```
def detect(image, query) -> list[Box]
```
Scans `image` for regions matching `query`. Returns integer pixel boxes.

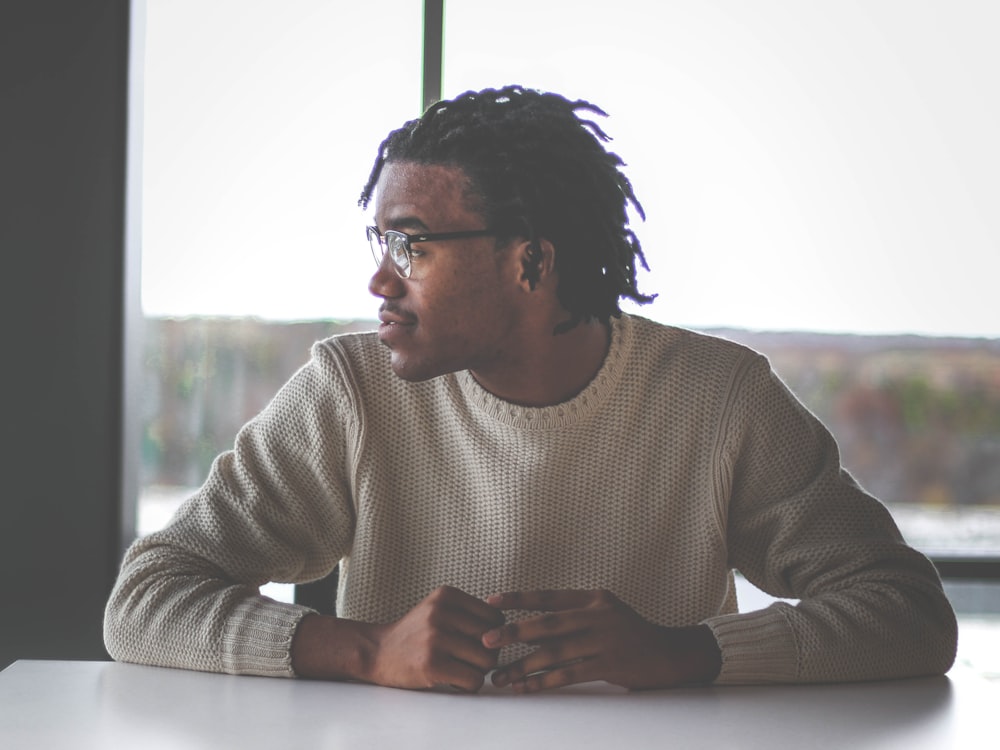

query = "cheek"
[424,265,507,318]
[410,251,521,343]
[452,283,513,330]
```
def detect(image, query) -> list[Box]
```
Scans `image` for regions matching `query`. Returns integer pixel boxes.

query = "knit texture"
[104,314,956,683]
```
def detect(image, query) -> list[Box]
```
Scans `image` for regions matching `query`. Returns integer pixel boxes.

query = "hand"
[482,589,721,693]
[292,585,504,692]
[366,585,505,692]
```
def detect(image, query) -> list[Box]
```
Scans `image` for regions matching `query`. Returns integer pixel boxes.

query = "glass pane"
[442,0,1000,558]
[142,0,420,324]
[138,0,421,566]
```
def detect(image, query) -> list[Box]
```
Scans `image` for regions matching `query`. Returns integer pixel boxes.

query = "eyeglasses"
[366,225,496,279]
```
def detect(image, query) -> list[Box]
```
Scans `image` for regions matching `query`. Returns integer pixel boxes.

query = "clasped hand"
[483,589,720,693]
[367,586,720,694]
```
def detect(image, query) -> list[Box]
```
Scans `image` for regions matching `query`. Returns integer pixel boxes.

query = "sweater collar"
[455,314,633,429]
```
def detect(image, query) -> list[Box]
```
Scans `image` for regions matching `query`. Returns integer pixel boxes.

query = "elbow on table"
[102,581,139,664]
[897,590,958,679]
[926,607,959,677]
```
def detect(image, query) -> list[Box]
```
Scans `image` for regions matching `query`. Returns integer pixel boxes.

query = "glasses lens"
[386,232,411,277]
[367,227,385,265]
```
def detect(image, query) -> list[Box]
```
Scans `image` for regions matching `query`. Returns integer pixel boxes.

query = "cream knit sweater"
[104,314,957,683]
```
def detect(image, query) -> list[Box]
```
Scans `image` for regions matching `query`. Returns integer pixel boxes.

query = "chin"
[389,355,438,383]
[388,350,464,383]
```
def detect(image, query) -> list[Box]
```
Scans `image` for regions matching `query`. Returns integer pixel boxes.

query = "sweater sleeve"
[104,340,359,677]
[702,352,957,684]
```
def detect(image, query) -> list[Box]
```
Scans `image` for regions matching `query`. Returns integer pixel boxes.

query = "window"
[134,2,1000,576]
[441,0,1000,560]
[136,0,420,537]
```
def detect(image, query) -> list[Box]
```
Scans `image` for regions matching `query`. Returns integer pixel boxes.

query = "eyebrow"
[381,215,430,233]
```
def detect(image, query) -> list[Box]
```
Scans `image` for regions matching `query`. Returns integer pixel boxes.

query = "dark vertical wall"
[0,0,130,669]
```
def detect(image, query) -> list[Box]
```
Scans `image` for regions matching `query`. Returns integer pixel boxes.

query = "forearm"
[621,622,722,688]
[105,559,309,676]
[770,574,954,683]
[660,624,722,686]
[710,551,957,684]
[104,532,316,677]
[290,613,383,682]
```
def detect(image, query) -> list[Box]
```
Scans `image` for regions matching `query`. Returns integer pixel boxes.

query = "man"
[105,85,957,693]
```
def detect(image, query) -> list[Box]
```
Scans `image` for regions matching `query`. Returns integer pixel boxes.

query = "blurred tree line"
[140,318,366,488]
[140,318,1000,509]
[718,329,1000,508]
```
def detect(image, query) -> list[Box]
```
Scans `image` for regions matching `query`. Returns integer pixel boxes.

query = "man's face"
[368,161,527,382]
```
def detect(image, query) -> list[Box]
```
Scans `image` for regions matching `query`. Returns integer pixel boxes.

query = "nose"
[368,253,404,299]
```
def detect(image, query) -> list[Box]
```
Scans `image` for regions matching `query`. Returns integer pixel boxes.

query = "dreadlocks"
[358,85,655,331]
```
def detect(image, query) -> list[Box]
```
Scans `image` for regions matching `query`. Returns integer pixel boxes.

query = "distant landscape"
[138,317,1000,551]
[711,327,1000,509]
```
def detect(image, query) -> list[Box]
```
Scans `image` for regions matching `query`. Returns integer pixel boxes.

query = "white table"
[1,660,996,749]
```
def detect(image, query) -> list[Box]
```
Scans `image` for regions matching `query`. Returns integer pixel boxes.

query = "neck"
[470,318,611,407]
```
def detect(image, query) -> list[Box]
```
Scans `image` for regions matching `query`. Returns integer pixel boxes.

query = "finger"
[492,642,591,687]
[430,586,506,628]
[482,610,584,649]
[434,630,501,673]
[436,605,505,642]
[428,657,493,693]
[486,589,606,612]
[502,658,595,694]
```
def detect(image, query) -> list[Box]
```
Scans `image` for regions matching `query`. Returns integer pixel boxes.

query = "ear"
[517,238,556,292]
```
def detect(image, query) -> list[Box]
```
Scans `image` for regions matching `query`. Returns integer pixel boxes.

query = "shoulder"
[310,329,449,407]
[312,329,385,374]
[621,314,768,381]
[250,330,390,419]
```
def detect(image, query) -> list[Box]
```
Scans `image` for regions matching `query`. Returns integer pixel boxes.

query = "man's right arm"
[105,341,358,677]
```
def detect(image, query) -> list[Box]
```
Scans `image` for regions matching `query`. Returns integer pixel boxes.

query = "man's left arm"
[704,354,957,685]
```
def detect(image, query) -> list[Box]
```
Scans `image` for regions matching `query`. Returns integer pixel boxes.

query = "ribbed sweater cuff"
[220,597,315,678]
[702,605,799,684]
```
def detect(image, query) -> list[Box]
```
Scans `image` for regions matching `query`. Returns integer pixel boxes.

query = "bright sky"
[140,0,999,338]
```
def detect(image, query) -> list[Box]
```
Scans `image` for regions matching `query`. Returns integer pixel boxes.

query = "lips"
[377,306,416,344]
[378,305,416,326]
[378,310,413,326]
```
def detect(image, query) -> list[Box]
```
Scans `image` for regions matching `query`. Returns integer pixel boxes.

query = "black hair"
[359,85,655,332]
